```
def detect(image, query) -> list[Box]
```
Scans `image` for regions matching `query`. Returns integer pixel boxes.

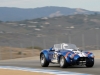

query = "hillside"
[0,14,100,50]
[0,6,98,21]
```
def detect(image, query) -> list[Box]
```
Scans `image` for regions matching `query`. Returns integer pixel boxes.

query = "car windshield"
[64,44,78,50]
[54,43,78,50]
[64,46,68,49]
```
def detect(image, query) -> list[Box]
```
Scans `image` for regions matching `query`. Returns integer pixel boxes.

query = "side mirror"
[50,47,53,51]
[49,47,55,51]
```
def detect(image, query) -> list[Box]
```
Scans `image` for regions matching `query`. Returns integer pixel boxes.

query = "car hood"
[59,49,87,57]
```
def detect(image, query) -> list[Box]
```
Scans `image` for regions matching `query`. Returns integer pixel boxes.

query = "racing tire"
[86,58,94,67]
[40,54,49,67]
[59,56,68,68]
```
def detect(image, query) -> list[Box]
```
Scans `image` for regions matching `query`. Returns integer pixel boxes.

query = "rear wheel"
[59,56,68,68]
[40,54,49,67]
[86,58,94,67]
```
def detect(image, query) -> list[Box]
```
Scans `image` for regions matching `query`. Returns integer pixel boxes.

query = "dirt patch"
[0,69,55,75]
[0,46,40,60]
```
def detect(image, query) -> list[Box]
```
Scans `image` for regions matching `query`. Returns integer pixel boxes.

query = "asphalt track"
[0,59,100,75]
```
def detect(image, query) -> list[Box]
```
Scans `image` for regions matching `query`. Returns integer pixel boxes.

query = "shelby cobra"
[40,43,94,68]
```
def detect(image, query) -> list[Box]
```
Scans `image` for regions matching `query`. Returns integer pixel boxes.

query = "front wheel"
[40,54,49,67]
[59,56,68,68]
[86,58,94,67]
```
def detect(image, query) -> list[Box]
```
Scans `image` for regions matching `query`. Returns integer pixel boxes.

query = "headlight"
[90,54,95,58]
[69,54,74,59]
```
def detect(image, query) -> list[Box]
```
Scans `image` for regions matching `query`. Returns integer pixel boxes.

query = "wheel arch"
[40,50,49,62]
[59,51,72,64]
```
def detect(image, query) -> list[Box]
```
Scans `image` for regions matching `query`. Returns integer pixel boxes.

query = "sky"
[0,0,100,11]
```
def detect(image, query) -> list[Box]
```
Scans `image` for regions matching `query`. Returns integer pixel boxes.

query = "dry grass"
[0,46,40,60]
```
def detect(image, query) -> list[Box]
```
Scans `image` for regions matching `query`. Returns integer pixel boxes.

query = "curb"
[0,66,92,75]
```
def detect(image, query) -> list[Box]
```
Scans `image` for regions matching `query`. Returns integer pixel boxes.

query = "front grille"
[77,57,87,61]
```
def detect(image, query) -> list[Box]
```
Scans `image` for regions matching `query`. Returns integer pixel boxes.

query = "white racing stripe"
[0,66,92,75]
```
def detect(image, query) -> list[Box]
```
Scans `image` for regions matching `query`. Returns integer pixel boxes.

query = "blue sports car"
[40,43,94,68]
